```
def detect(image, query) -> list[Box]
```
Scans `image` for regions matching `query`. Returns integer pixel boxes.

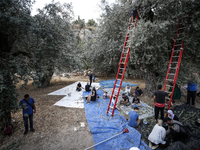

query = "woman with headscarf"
[167,110,179,121]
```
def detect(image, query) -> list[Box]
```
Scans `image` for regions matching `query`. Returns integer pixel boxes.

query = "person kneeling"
[87,88,97,103]
[148,119,166,150]
[128,107,140,128]
[164,117,188,142]
[76,82,83,92]
[119,93,130,106]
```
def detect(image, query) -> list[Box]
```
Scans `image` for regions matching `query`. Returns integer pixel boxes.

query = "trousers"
[23,113,33,131]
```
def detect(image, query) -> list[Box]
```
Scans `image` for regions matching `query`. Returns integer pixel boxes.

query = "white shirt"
[125,86,131,93]
[148,124,166,144]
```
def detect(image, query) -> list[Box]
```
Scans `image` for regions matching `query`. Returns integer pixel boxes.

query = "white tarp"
[48,81,100,108]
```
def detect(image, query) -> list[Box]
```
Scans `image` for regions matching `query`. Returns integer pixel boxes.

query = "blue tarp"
[99,79,138,89]
[83,90,150,150]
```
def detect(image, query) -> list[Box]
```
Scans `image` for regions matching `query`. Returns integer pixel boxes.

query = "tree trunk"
[143,69,157,97]
[39,67,54,88]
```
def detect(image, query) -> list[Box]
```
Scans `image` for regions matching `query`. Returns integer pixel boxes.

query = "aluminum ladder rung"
[173,50,181,52]
[108,111,112,114]
[171,62,178,63]
[176,38,182,41]
[168,73,175,75]
[166,85,173,87]
[174,44,182,47]
[167,79,174,82]
[120,68,125,70]
[172,56,180,57]
[119,73,123,76]
[170,67,177,69]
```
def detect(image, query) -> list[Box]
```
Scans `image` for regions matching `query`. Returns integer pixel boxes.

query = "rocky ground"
[0,76,200,150]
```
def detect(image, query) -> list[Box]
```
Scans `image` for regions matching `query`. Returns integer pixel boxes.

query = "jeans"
[187,90,196,105]
[90,79,92,86]
[23,113,33,131]
[155,106,164,120]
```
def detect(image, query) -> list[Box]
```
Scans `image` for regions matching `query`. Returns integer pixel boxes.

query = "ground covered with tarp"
[83,89,150,150]
[135,104,200,150]
[99,79,138,89]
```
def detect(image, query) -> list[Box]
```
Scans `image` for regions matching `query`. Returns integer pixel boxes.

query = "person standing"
[88,72,93,86]
[154,85,171,122]
[187,82,197,107]
[19,94,36,135]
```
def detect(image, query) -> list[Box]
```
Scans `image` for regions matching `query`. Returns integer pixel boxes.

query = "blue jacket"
[188,82,197,91]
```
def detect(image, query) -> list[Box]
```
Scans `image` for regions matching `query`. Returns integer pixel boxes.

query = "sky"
[31,0,116,23]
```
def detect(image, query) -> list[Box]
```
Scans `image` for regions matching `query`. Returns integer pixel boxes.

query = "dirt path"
[1,76,200,150]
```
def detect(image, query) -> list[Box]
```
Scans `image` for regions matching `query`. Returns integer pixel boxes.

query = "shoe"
[151,145,159,150]
[30,129,35,132]
[24,131,28,135]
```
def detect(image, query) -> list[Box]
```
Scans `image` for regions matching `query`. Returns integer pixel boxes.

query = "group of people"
[148,110,188,149]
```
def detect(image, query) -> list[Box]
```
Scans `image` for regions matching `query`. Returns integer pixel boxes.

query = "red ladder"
[163,15,189,111]
[106,6,140,117]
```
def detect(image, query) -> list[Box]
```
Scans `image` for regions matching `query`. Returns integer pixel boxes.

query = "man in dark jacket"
[164,117,188,141]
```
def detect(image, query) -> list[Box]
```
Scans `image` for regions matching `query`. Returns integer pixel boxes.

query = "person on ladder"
[129,0,138,24]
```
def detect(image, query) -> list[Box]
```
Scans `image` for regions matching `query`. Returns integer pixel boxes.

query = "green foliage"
[83,0,200,95]
[87,19,98,27]
[72,15,85,29]
[0,0,79,126]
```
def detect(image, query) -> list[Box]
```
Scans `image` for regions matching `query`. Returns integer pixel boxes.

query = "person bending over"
[128,107,140,127]
[119,93,130,106]
[167,110,179,121]
[76,82,83,92]
[148,119,166,150]
[87,88,97,103]
[132,95,140,106]
[164,117,188,142]
[85,82,91,92]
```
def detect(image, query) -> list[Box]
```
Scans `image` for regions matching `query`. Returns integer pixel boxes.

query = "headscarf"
[167,110,175,120]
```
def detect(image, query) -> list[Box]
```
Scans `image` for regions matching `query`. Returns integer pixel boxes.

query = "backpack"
[5,125,13,136]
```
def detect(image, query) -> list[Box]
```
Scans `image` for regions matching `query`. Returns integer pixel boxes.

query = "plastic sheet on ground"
[99,79,138,89]
[120,101,154,119]
[48,81,100,108]
[83,89,150,150]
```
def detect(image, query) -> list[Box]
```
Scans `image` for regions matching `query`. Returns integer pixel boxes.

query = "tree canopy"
[80,0,200,95]
[0,0,78,126]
